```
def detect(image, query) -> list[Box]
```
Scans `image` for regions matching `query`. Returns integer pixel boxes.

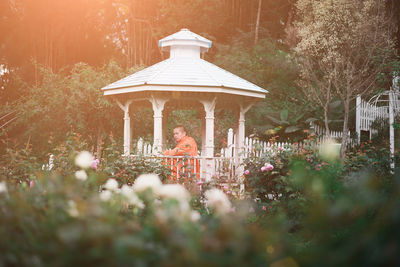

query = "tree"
[294,0,397,158]
[0,61,135,156]
[214,34,312,141]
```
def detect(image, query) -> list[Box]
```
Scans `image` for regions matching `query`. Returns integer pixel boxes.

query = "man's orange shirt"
[163,136,198,156]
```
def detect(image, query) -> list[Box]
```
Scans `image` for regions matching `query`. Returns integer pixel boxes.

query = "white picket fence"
[356,95,389,141]
[136,126,349,160]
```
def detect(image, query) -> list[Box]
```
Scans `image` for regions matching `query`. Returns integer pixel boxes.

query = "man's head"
[173,126,187,142]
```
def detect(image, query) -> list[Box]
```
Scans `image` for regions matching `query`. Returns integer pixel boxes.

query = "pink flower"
[29,180,35,188]
[244,170,250,175]
[278,147,283,151]
[223,185,228,190]
[315,164,322,171]
[249,207,255,213]
[261,166,267,172]
[265,163,274,171]
[197,181,203,186]
[226,191,231,195]
[91,157,100,170]
[262,206,267,211]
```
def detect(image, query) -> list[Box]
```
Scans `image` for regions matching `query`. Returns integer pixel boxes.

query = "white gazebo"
[102,28,267,180]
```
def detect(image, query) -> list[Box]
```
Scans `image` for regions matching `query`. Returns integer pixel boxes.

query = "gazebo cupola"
[102,28,267,180]
[159,28,211,58]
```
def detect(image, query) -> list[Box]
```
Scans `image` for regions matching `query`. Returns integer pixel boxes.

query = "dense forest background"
[1,0,399,156]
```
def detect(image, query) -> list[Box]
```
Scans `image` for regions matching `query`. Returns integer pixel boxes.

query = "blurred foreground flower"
[158,184,190,202]
[120,185,144,208]
[67,200,79,217]
[320,140,341,161]
[132,174,162,193]
[190,211,201,222]
[104,179,118,191]
[75,151,92,169]
[0,181,7,194]
[99,190,112,201]
[75,170,88,181]
[205,188,232,215]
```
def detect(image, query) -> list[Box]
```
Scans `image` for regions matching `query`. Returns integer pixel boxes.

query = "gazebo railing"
[158,155,239,182]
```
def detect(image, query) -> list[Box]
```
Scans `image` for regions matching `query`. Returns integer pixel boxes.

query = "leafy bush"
[345,141,400,179]
[0,169,271,266]
[243,148,292,202]
[1,148,400,266]
[0,142,41,185]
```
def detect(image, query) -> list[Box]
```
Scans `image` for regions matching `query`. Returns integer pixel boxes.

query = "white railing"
[133,123,351,181]
[356,95,389,141]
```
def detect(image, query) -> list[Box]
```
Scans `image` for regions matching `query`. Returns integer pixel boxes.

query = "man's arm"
[163,139,195,156]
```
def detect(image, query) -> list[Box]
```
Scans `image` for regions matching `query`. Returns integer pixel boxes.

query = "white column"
[117,100,133,156]
[237,103,254,157]
[356,95,361,145]
[236,102,254,195]
[162,111,168,151]
[389,91,395,171]
[200,112,206,156]
[200,97,217,181]
[149,95,168,154]
[226,128,234,157]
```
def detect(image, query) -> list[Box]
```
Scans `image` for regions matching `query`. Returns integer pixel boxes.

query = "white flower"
[104,179,119,191]
[320,139,341,160]
[0,181,8,194]
[158,184,190,202]
[121,185,144,208]
[155,209,168,224]
[204,188,232,215]
[67,200,79,217]
[99,190,112,201]
[75,170,88,181]
[190,210,201,222]
[74,151,92,169]
[121,184,133,197]
[132,174,162,194]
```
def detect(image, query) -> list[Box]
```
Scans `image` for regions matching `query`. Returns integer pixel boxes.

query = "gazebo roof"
[159,28,212,53]
[102,29,267,99]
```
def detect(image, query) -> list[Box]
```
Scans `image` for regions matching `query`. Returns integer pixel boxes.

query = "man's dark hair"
[174,125,187,134]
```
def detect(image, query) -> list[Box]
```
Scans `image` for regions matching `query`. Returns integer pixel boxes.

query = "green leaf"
[285,126,301,133]
[280,109,288,122]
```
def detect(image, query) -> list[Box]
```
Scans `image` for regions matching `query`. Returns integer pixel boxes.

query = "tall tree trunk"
[323,103,330,139]
[324,80,331,139]
[254,0,262,45]
[340,96,350,160]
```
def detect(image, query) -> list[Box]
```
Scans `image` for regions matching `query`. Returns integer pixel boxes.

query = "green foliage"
[2,143,400,265]
[243,149,292,202]
[0,143,41,185]
[1,61,135,154]
[345,141,400,180]
[0,172,271,266]
[214,36,313,141]
[102,137,171,185]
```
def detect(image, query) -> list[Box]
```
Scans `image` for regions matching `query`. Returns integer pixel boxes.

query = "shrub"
[243,149,292,202]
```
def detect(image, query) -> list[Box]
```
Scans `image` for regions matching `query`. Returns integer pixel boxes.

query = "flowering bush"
[101,137,171,185]
[0,161,274,266]
[243,149,292,202]
[1,149,400,266]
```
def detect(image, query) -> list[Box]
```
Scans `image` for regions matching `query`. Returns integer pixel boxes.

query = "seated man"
[163,126,199,179]
[164,125,197,156]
